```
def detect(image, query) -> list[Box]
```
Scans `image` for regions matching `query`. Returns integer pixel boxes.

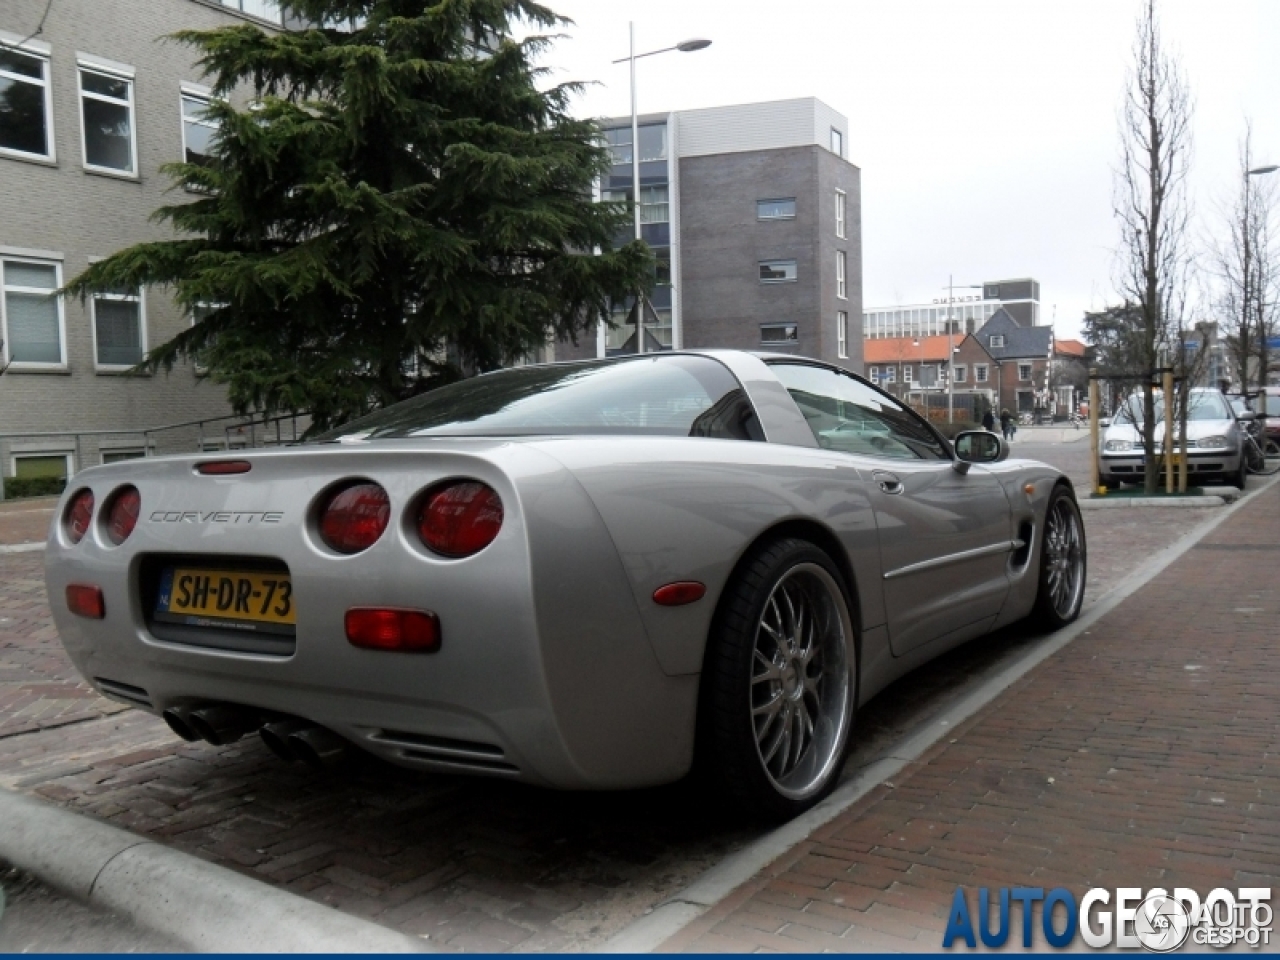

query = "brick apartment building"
[558,98,863,373]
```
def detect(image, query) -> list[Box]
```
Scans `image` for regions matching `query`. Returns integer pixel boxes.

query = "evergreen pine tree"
[65,0,650,430]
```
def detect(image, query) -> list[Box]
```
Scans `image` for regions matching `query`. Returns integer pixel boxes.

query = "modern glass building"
[863,279,1041,339]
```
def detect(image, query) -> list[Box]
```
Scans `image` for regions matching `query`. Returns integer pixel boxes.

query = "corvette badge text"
[149,511,283,524]
[943,886,1273,951]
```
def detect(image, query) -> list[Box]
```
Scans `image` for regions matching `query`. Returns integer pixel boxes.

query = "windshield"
[313,355,764,442]
[1116,391,1230,424]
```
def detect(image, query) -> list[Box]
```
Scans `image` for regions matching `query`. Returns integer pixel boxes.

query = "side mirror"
[1236,409,1256,421]
[954,430,1007,464]
[1098,417,1112,428]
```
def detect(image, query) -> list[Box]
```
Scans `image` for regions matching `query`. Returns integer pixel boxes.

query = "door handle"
[873,471,904,495]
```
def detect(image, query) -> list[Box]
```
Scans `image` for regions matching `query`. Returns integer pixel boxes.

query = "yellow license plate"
[160,568,295,626]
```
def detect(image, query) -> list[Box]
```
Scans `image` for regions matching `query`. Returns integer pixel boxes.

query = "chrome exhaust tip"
[286,726,351,770]
[186,704,261,746]
[162,707,200,742]
[259,719,310,762]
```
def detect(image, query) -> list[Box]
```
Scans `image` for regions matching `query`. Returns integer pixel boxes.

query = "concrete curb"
[1079,495,1228,509]
[0,542,43,554]
[601,472,1280,953]
[0,788,426,953]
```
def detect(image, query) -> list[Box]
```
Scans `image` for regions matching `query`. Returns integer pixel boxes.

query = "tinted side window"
[770,363,948,461]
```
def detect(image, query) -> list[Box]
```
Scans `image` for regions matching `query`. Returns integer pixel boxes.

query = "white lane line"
[0,543,44,554]
[601,472,1280,953]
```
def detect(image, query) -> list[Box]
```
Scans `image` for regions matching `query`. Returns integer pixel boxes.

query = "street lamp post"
[613,28,711,355]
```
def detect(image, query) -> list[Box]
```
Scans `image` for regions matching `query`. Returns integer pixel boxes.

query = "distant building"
[863,278,1041,340]
[954,308,1053,416]
[559,97,862,372]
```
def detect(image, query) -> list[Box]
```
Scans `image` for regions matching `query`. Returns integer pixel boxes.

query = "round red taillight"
[64,489,95,545]
[105,486,141,546]
[417,480,503,558]
[319,482,390,554]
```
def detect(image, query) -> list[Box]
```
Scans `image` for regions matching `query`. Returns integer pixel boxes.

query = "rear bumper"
[43,448,699,791]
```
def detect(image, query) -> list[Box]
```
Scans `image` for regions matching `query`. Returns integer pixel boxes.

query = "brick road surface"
[659,481,1280,953]
[0,500,55,548]
[0,471,1219,951]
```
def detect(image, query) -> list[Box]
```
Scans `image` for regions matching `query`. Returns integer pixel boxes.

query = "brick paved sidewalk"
[660,483,1280,953]
[0,493,1241,951]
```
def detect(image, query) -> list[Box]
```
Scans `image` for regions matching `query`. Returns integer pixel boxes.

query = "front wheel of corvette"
[699,538,856,821]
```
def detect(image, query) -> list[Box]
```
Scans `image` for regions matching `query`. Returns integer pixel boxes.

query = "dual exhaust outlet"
[162,704,351,770]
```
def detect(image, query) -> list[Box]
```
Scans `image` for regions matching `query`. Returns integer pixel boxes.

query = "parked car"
[1098,387,1246,489]
[45,351,1086,820]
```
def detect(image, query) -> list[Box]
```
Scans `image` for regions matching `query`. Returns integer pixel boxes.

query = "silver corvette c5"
[45,351,1086,820]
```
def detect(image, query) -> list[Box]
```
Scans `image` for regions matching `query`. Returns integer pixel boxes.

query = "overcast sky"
[535,0,1279,340]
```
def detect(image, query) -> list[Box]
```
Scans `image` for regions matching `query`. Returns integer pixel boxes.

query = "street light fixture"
[1247,165,1278,176]
[613,26,711,355]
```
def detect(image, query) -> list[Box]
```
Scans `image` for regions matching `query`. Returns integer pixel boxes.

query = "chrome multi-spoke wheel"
[701,539,857,820]
[749,564,853,801]
[1033,490,1086,629]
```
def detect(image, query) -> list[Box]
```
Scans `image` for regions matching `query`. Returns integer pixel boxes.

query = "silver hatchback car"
[1099,388,1246,489]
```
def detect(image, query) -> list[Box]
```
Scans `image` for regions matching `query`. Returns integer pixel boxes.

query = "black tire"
[1030,486,1087,631]
[1098,474,1120,492]
[1234,455,1250,490]
[698,538,857,822]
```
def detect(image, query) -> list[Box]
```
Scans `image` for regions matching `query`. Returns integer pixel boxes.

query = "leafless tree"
[1113,0,1195,494]
[1214,124,1278,398]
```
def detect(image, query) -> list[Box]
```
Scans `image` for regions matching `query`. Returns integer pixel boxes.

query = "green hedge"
[2,476,67,499]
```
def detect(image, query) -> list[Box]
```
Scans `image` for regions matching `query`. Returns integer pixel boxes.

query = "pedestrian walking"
[981,409,996,433]
[999,409,1012,441]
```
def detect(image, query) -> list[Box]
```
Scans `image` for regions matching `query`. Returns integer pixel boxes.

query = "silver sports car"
[45,351,1086,819]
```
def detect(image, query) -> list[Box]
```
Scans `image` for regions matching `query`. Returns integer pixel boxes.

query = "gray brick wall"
[0,0,280,474]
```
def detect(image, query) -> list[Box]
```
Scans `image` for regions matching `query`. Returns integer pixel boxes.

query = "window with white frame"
[954,364,967,383]
[0,43,53,160]
[79,64,136,174]
[102,449,146,464]
[834,190,845,239]
[836,311,848,359]
[759,260,797,283]
[975,363,989,383]
[180,91,218,166]
[903,365,914,384]
[639,185,668,224]
[830,127,843,158]
[988,334,1005,348]
[1,257,64,366]
[220,0,284,24]
[884,366,896,384]
[11,452,71,481]
[1018,362,1032,381]
[836,250,847,299]
[92,287,146,369]
[868,365,879,382]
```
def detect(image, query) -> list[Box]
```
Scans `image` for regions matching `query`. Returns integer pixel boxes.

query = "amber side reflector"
[653,581,707,606]
[66,584,106,619]
[345,608,441,652]
[197,460,252,475]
